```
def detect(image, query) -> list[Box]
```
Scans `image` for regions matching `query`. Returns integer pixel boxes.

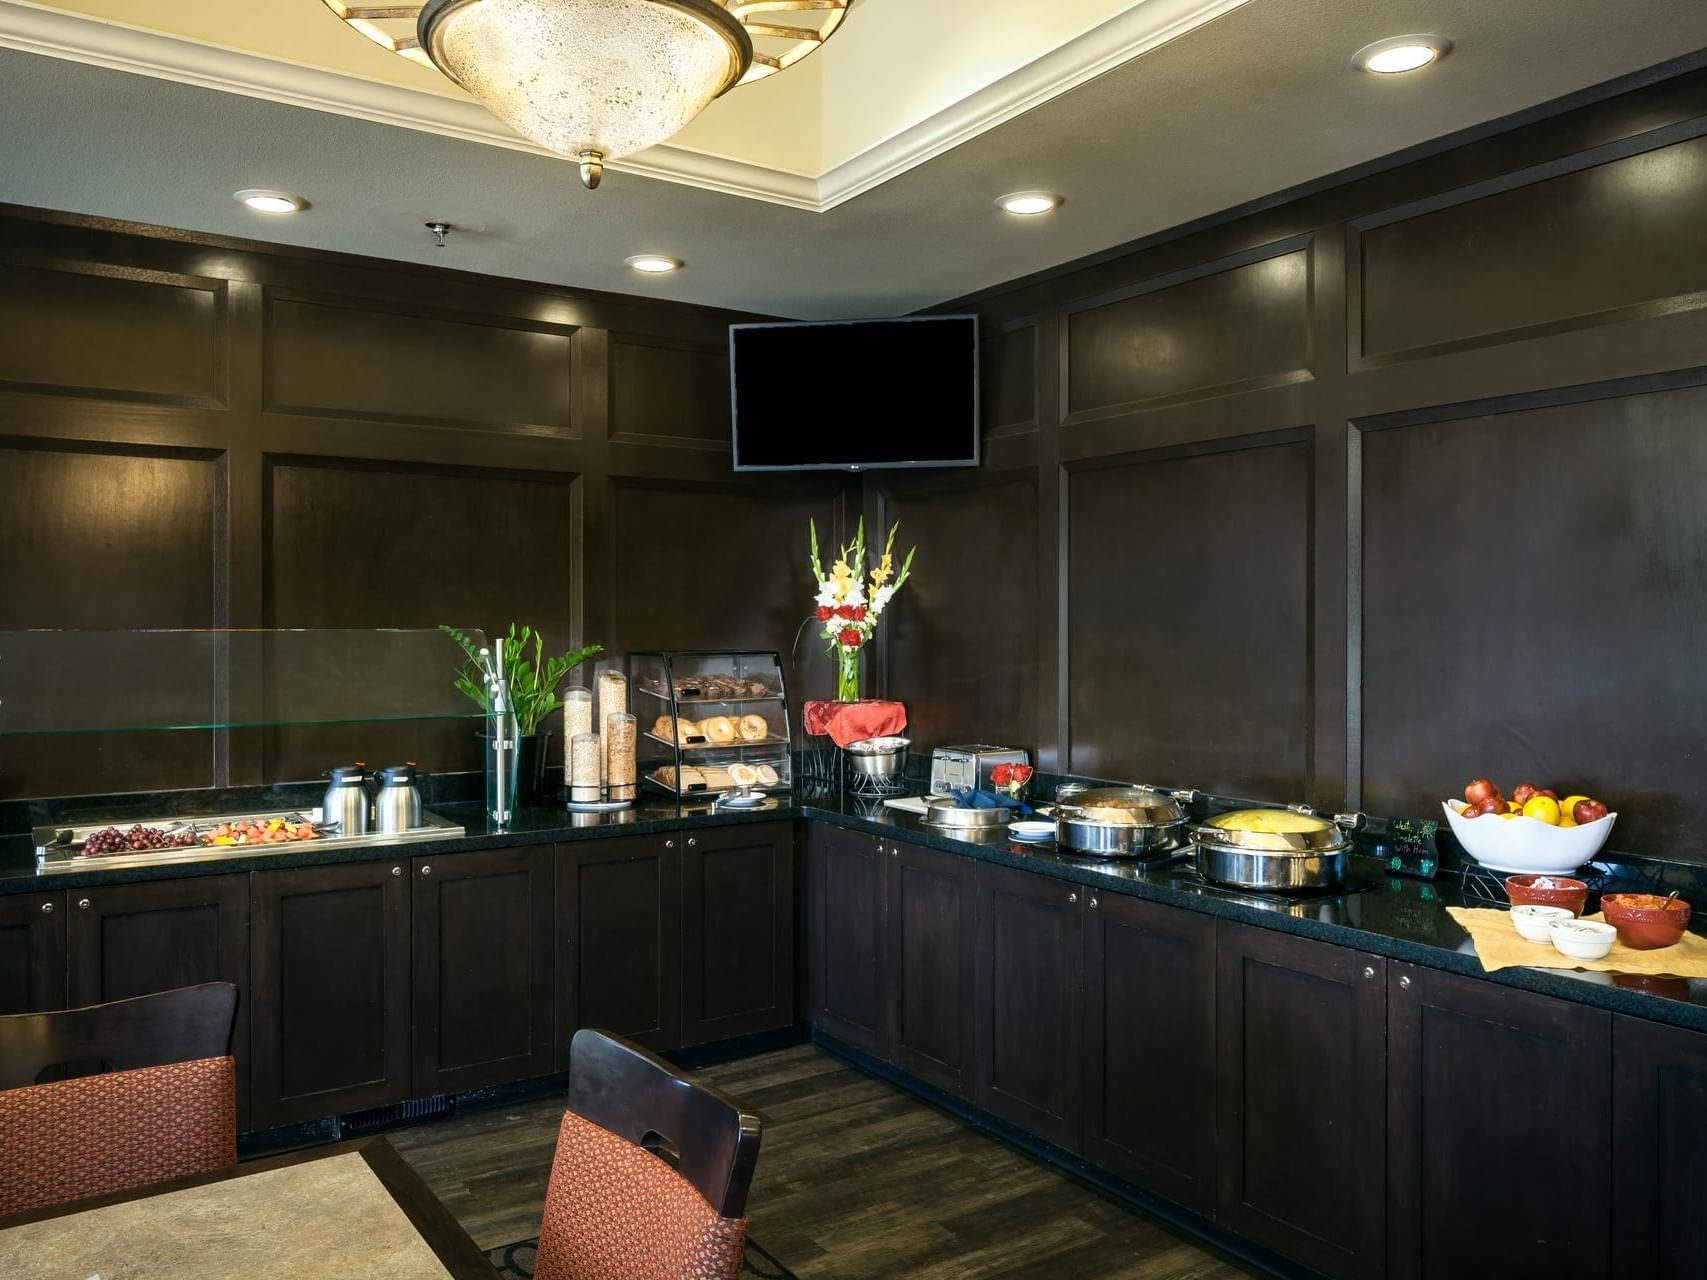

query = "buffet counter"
[3,784,1704,1034]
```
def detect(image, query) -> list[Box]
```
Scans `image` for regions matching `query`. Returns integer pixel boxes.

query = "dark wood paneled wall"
[0,210,849,797]
[893,62,1707,861]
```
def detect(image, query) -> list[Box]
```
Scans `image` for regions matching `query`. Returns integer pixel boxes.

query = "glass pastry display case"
[629,651,791,801]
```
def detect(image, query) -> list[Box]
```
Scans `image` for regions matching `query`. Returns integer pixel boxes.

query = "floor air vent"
[342,1095,454,1133]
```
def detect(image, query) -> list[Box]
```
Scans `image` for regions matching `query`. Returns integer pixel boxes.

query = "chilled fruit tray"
[33,808,465,874]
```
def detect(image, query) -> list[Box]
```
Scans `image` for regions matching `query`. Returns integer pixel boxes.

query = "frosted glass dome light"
[418,0,753,189]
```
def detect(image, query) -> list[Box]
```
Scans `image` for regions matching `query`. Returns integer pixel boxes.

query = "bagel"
[738,714,769,742]
[700,715,737,745]
[728,763,759,788]
[755,764,780,787]
[650,714,675,739]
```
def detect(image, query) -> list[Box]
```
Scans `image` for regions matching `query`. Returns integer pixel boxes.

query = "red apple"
[1474,795,1506,816]
[1573,798,1608,825]
[1464,778,1499,806]
[1512,783,1539,806]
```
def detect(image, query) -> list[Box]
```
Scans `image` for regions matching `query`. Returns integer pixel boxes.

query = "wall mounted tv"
[730,315,980,471]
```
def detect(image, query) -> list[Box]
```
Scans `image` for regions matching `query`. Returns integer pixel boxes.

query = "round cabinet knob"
[1363,966,1376,980]
[1088,897,1098,909]
[687,837,697,848]
[421,865,432,877]
[665,839,675,850]
[391,866,402,876]
[1398,975,1412,990]
[40,902,53,914]
[1068,892,1077,904]
[78,898,90,910]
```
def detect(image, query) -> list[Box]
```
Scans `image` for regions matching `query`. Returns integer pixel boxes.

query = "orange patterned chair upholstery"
[534,1110,748,1280]
[0,1055,238,1217]
[534,1029,762,1280]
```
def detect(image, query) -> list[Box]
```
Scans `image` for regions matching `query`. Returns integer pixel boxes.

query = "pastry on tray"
[700,715,738,745]
[738,714,769,742]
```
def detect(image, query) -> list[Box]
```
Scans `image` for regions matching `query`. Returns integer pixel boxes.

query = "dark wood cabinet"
[1388,964,1611,1280]
[66,874,250,1126]
[806,823,891,1059]
[556,835,681,1061]
[973,861,1083,1149]
[1081,891,1217,1215]
[680,822,794,1045]
[250,859,412,1129]
[888,839,976,1097]
[1613,1014,1707,1277]
[0,891,65,1015]
[1216,922,1386,1280]
[412,846,555,1097]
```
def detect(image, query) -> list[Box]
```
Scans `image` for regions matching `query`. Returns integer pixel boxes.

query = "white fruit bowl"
[1441,800,1616,875]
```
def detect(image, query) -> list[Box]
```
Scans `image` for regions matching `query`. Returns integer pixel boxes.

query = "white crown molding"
[0,0,1243,213]
[814,0,1250,210]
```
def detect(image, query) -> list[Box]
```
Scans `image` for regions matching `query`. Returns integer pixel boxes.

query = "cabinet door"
[412,847,555,1096]
[806,823,890,1059]
[1389,963,1611,1280]
[973,861,1082,1149]
[68,875,249,1127]
[1216,922,1386,1280]
[680,823,794,1045]
[556,836,681,1063]
[1613,1014,1707,1276]
[1082,891,1216,1214]
[251,860,411,1129]
[889,839,975,1097]
[0,892,65,1015]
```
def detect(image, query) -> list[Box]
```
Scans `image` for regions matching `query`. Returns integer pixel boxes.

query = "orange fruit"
[1522,795,1561,825]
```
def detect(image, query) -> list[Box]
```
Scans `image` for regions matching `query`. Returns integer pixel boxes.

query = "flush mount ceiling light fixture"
[320,1,855,189]
[996,191,1062,216]
[625,254,683,273]
[233,189,306,213]
[1352,34,1451,75]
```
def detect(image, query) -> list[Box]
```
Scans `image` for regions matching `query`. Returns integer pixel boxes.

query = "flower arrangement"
[809,517,916,702]
[989,761,1034,802]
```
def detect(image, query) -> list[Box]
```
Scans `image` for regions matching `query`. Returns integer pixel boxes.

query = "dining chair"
[534,1028,764,1280]
[0,982,239,1216]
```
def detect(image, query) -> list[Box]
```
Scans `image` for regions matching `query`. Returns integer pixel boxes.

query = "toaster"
[930,745,1030,795]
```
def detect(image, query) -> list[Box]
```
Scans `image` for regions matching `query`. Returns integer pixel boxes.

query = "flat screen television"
[730,316,979,471]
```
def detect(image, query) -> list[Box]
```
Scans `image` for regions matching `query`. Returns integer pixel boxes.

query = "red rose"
[1013,764,1033,784]
[990,763,1013,786]
[838,628,861,646]
[850,605,868,621]
[816,605,833,621]
[835,605,854,620]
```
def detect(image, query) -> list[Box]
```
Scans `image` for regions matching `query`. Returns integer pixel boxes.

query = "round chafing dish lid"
[1191,808,1348,852]
[1056,787,1184,827]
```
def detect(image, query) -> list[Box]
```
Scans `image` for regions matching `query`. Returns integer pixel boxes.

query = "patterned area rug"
[485,1235,797,1279]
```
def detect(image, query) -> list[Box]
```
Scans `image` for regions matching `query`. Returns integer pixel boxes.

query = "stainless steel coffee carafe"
[374,763,427,833]
[322,764,371,835]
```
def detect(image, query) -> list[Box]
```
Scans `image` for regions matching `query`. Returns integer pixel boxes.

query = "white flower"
[870,585,895,615]
[815,584,838,608]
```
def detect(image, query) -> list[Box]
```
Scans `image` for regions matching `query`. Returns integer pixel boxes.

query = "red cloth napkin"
[803,700,908,749]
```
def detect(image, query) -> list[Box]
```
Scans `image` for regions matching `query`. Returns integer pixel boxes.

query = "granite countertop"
[4,783,1704,1035]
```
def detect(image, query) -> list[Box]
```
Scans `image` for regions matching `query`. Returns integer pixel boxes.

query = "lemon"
[1559,795,1590,820]
[1506,800,1522,813]
[1497,811,1519,820]
[1558,817,1578,828]
[1522,795,1561,825]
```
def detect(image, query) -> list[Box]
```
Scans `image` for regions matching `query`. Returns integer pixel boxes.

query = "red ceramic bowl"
[1505,874,1588,917]
[1600,893,1692,951]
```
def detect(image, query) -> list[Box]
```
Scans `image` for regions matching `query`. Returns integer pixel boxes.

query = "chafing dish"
[1053,786,1190,860]
[923,798,1014,832]
[1189,808,1354,892]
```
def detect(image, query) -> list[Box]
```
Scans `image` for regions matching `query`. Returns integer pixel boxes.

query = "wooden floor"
[389,1044,1262,1279]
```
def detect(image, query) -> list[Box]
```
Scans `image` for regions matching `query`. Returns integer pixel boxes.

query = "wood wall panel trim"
[1057,380,1313,465]
[260,288,578,438]
[1351,118,1707,368]
[606,332,730,452]
[984,316,1039,437]
[1354,367,1707,855]
[0,256,228,410]
[1060,234,1314,424]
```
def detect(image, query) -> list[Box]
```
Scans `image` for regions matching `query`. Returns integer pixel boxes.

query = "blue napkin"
[949,787,1034,816]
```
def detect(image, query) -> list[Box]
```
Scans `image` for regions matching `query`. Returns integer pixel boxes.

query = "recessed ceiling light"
[1352,35,1451,75]
[233,189,306,214]
[625,254,682,274]
[996,191,1062,216]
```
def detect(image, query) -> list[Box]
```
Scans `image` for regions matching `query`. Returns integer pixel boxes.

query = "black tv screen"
[730,316,979,471]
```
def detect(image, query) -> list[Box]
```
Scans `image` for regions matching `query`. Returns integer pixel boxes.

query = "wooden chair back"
[566,1027,763,1217]
[0,982,238,1089]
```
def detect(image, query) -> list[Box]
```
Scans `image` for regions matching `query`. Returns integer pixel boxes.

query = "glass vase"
[836,645,861,702]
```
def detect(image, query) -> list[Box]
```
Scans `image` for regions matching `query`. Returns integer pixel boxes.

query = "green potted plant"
[442,624,602,804]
